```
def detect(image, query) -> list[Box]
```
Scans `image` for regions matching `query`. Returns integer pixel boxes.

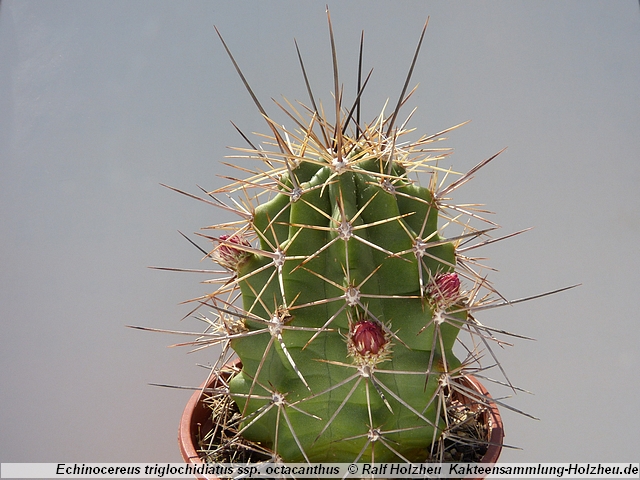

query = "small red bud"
[428,272,461,305]
[214,234,251,271]
[351,320,387,356]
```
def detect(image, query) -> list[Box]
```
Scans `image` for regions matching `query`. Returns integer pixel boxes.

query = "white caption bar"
[1,463,639,479]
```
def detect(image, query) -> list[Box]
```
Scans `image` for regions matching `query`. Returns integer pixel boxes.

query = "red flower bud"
[351,320,387,356]
[214,234,251,271]
[427,272,460,306]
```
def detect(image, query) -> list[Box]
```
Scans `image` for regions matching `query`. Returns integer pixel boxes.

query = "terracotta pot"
[178,372,220,467]
[179,361,504,479]
[453,375,504,468]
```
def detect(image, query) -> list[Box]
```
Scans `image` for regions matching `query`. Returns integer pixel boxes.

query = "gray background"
[1,0,638,465]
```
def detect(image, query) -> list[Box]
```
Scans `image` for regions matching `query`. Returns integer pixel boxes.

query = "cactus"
[157,12,575,465]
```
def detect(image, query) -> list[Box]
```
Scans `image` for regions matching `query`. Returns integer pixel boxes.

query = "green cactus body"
[178,14,529,465]
[224,149,464,461]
